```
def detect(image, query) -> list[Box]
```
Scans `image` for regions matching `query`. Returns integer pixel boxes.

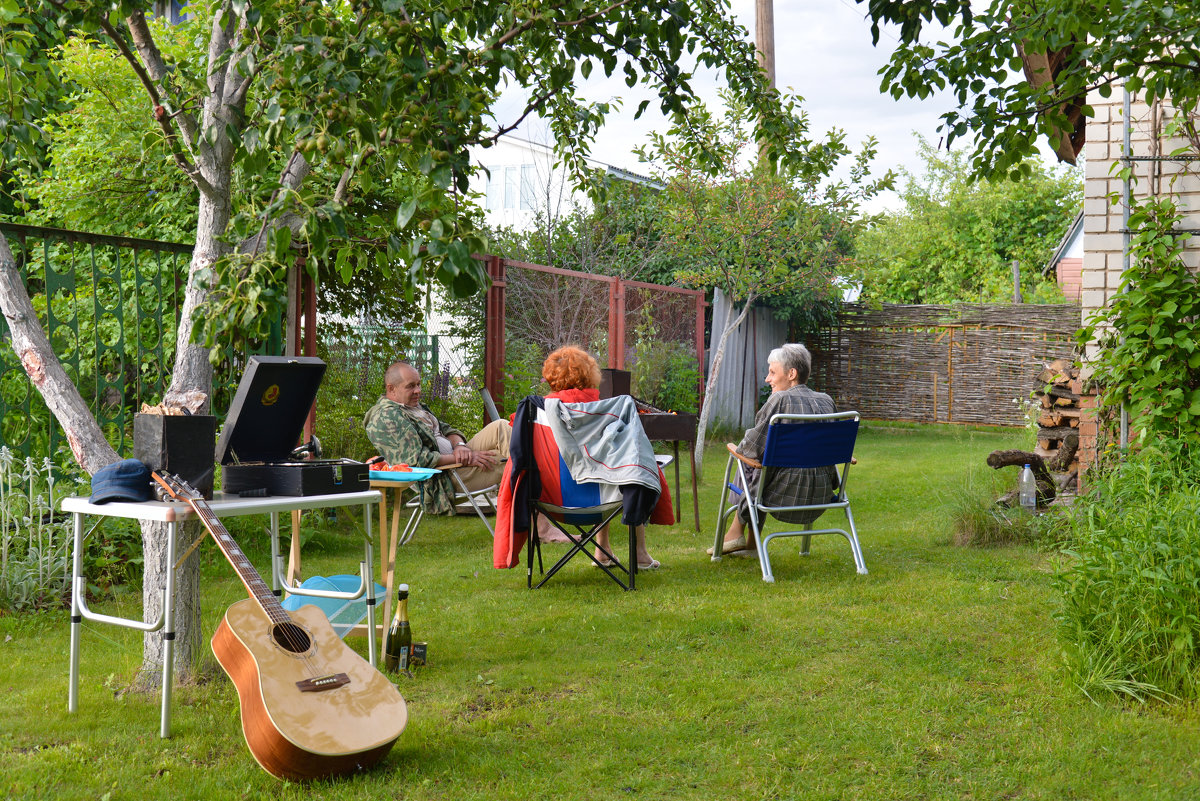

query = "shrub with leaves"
[1056,441,1200,703]
[0,450,86,610]
[1080,195,1200,441]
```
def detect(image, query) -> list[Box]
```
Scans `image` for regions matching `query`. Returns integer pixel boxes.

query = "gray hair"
[767,343,811,384]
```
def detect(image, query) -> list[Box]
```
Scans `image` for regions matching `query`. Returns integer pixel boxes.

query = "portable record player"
[216,356,369,496]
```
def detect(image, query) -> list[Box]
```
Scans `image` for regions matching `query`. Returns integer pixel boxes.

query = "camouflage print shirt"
[363,397,465,515]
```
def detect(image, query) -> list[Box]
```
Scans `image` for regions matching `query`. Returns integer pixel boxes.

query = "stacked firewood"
[1032,358,1082,477]
[986,359,1083,508]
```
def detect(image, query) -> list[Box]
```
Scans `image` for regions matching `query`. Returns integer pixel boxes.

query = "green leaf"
[395,199,418,229]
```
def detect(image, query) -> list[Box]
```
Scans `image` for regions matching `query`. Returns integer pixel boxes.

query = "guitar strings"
[161,475,335,678]
[194,499,327,677]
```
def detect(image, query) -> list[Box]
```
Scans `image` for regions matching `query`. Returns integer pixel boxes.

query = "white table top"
[61,489,382,522]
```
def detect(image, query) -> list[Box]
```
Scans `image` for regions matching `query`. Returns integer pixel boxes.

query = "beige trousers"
[455,419,511,491]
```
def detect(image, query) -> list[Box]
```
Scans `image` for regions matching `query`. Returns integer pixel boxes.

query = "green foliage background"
[854,139,1080,304]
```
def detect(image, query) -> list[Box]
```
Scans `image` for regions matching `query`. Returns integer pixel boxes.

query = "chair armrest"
[726,443,762,470]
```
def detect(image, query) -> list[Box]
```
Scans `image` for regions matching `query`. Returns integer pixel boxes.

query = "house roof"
[1045,208,1083,274]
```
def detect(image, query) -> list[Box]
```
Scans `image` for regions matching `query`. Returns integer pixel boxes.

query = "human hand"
[470,449,497,470]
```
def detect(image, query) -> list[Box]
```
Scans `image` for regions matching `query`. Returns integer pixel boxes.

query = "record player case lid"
[215,355,327,465]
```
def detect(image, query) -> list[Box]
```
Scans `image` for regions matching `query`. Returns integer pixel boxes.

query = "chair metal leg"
[844,506,868,575]
[628,523,636,592]
[531,506,629,589]
[745,508,775,583]
[800,523,813,556]
[712,456,737,562]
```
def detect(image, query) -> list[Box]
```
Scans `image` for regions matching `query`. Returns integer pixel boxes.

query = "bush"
[948,469,1059,547]
[629,339,700,414]
[1055,441,1200,703]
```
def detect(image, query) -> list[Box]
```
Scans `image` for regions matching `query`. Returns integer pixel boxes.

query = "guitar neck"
[183,495,289,624]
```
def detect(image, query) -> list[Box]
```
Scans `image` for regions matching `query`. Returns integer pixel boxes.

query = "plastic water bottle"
[1019,464,1037,513]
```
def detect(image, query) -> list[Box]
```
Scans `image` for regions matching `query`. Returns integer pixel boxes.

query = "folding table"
[62,489,380,738]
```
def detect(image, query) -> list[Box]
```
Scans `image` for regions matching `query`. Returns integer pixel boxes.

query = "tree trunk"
[693,293,755,472]
[136,130,235,687]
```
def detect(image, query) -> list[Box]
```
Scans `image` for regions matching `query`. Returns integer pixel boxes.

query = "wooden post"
[611,279,626,369]
[695,292,706,411]
[302,269,318,444]
[946,328,955,422]
[755,0,775,87]
[1012,259,1022,303]
[755,0,775,164]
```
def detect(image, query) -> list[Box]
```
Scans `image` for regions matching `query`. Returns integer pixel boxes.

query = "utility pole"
[755,0,776,166]
[755,0,776,88]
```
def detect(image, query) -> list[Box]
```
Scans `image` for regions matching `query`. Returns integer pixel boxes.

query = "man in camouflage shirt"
[364,361,510,515]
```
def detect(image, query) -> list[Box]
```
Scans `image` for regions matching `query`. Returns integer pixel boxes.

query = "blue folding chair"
[713,411,866,582]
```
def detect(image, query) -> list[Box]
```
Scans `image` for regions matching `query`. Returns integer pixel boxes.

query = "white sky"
[491,1,968,213]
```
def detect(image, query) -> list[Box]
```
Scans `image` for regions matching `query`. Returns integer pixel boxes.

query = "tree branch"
[97,12,213,196]
[238,150,313,256]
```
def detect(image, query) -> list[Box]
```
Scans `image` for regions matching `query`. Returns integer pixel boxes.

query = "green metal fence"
[0,222,281,461]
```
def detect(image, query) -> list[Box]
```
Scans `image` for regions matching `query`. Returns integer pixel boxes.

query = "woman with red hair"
[494,345,671,570]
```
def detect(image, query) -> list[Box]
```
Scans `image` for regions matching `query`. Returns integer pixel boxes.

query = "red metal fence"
[483,256,706,415]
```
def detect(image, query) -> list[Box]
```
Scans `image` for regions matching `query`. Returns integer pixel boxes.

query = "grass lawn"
[3,422,1199,800]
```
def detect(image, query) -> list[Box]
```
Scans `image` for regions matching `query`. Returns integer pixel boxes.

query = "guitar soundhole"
[271,622,313,654]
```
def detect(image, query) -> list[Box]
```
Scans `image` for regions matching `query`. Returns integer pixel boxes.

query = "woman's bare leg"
[594,524,654,565]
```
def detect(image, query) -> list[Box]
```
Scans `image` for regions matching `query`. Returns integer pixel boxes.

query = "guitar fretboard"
[155,475,290,626]
[193,502,290,625]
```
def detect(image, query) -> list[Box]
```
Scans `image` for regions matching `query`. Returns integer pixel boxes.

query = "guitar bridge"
[296,673,351,693]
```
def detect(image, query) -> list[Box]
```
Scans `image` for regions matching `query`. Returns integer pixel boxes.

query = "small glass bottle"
[384,584,412,673]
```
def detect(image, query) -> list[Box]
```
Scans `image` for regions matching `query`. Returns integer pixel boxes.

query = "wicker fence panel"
[812,303,1082,426]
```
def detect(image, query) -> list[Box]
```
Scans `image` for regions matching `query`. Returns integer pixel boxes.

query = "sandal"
[706,534,748,556]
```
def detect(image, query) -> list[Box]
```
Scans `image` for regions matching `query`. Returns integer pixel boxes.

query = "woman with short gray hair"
[707,343,837,556]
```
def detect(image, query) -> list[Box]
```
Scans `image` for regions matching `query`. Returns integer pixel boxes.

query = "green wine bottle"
[384,583,412,673]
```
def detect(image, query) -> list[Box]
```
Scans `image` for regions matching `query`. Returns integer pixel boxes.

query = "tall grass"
[1056,441,1200,702]
[946,468,1048,547]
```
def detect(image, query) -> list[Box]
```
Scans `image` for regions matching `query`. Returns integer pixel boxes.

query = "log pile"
[1033,358,1082,478]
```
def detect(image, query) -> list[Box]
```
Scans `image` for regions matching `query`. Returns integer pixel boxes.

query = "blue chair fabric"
[713,411,867,582]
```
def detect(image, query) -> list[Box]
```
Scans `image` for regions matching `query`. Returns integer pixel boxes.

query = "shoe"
[729,548,758,559]
[637,559,661,570]
[706,535,748,556]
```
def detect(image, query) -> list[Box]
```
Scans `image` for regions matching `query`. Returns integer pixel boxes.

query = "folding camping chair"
[520,394,654,591]
[713,411,866,583]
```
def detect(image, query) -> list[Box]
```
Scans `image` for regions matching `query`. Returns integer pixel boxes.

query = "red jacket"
[492,388,673,569]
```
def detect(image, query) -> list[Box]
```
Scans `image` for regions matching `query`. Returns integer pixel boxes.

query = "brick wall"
[1079,86,1200,470]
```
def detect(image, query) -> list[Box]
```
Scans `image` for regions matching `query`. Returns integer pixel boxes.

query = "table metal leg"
[269,512,281,595]
[362,501,377,667]
[68,511,83,714]
[672,440,681,524]
[160,520,178,738]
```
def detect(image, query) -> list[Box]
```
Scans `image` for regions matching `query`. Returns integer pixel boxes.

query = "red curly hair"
[542,346,601,392]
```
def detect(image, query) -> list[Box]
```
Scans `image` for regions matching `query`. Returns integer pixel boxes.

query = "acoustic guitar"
[152,473,407,782]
